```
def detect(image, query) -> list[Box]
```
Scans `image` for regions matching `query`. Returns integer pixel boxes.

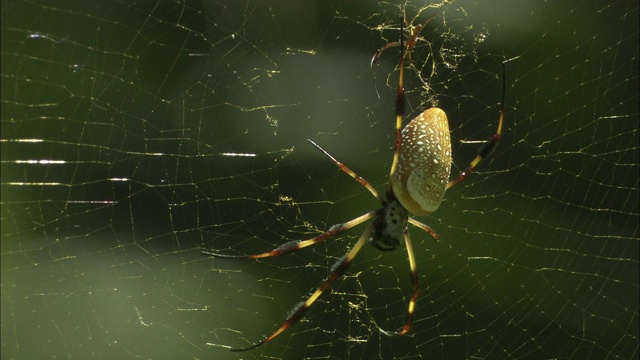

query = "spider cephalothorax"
[370,195,409,251]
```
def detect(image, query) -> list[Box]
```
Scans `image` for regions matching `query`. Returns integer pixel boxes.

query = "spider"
[203,13,506,352]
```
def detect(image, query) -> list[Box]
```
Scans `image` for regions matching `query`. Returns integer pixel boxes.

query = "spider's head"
[391,107,452,217]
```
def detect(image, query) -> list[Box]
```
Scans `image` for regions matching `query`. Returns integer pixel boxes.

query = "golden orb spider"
[203,13,506,352]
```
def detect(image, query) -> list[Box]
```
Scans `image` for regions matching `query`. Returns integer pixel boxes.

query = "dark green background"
[2,0,638,359]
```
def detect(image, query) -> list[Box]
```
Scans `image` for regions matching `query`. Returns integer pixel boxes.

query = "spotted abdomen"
[391,108,452,216]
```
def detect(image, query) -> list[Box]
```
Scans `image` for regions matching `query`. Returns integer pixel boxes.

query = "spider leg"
[307,139,383,204]
[229,222,375,352]
[371,40,401,68]
[381,229,419,336]
[387,16,406,192]
[202,211,376,259]
[370,8,440,68]
[408,217,439,240]
[447,63,506,189]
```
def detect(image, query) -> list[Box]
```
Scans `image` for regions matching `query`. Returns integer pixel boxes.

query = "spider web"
[2,0,638,359]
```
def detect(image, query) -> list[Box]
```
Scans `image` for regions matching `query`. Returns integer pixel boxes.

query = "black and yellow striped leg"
[380,230,419,336]
[202,211,376,259]
[388,16,406,191]
[307,139,383,204]
[447,63,506,190]
[230,223,375,352]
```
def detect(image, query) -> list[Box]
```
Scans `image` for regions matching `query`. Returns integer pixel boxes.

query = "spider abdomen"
[392,108,452,216]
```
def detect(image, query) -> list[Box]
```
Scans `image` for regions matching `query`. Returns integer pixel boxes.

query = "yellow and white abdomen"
[392,108,452,216]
